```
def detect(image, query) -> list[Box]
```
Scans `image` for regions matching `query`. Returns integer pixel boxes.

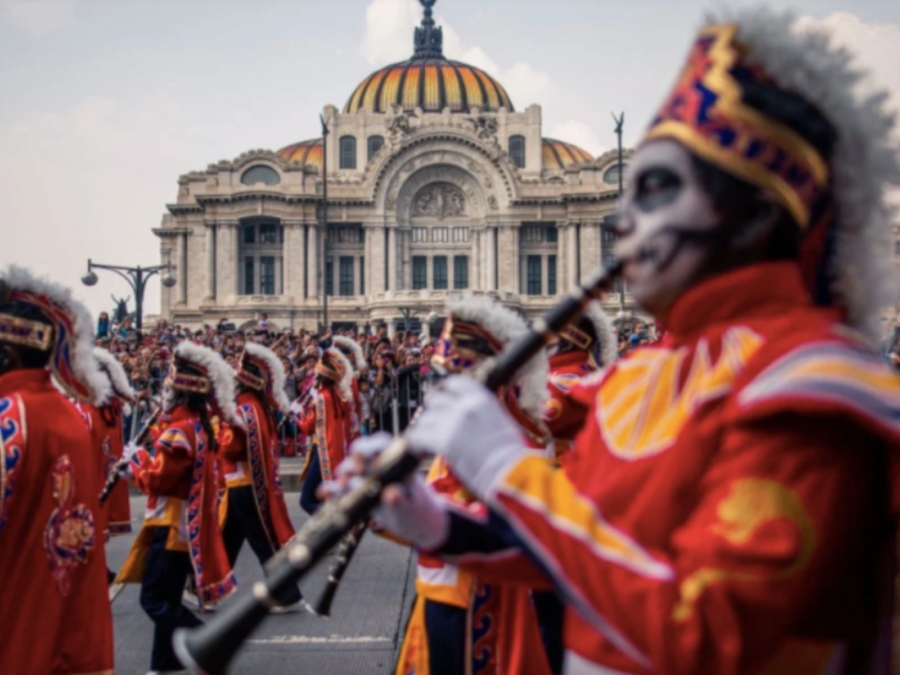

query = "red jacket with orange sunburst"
[441,262,900,675]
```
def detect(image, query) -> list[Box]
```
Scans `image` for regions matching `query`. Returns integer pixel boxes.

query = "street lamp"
[611,111,626,318]
[81,259,177,330]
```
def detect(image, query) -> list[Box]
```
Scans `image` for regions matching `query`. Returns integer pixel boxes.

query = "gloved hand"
[405,375,528,500]
[289,400,305,416]
[123,441,142,464]
[325,433,449,550]
[116,459,134,480]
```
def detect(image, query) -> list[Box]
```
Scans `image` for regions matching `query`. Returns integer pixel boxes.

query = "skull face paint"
[615,139,719,318]
[161,381,177,413]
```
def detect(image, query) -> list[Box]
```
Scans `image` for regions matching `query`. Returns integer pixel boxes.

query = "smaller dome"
[542,138,592,169]
[277,138,323,171]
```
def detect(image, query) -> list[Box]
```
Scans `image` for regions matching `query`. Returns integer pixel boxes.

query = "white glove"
[123,441,142,464]
[405,375,528,500]
[289,400,304,416]
[328,432,449,550]
[116,459,134,480]
[374,473,448,551]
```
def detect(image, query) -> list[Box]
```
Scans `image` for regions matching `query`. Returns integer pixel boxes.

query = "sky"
[0,0,898,319]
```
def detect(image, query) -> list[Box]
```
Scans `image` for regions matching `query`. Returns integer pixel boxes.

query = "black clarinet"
[99,408,161,504]
[312,521,368,617]
[172,260,624,675]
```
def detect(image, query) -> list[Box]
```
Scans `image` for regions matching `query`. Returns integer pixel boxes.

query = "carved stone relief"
[412,183,466,220]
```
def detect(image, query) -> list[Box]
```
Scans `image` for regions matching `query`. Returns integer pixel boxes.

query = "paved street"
[107,496,416,675]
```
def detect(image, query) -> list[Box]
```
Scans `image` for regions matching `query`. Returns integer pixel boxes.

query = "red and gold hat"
[644,9,900,339]
[236,342,290,414]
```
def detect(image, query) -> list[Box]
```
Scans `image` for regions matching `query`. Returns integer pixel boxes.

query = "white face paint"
[162,381,177,413]
[614,139,719,319]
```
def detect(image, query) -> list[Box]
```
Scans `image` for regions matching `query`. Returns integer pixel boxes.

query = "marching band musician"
[116,342,239,674]
[347,9,900,674]
[218,341,307,612]
[333,335,366,442]
[0,266,115,675]
[384,296,554,675]
[543,301,618,464]
[88,347,137,540]
[294,348,353,515]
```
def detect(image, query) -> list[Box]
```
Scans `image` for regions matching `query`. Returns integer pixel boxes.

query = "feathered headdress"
[0,265,110,404]
[583,302,618,369]
[645,8,900,340]
[237,342,291,414]
[92,347,135,406]
[437,295,549,420]
[167,342,239,425]
[332,335,365,372]
[328,347,354,401]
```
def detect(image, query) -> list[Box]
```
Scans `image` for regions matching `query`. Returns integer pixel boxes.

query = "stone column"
[567,222,579,288]
[387,226,397,292]
[485,224,497,291]
[497,225,518,293]
[472,228,481,291]
[215,221,237,302]
[205,223,216,302]
[370,225,386,294]
[580,221,602,282]
[284,221,306,300]
[178,231,188,305]
[400,229,411,290]
[556,222,569,293]
[307,224,318,300]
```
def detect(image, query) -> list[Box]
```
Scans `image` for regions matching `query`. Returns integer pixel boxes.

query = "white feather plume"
[243,342,290,414]
[174,342,239,425]
[328,347,354,402]
[705,8,900,340]
[332,336,365,372]
[92,347,135,405]
[1,265,111,404]
[445,295,549,420]
[583,301,618,367]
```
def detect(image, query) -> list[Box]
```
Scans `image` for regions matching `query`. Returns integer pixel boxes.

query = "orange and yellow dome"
[277,138,323,170]
[344,59,514,115]
[542,138,592,169]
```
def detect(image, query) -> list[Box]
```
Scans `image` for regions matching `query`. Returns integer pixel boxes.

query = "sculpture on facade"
[413,184,466,220]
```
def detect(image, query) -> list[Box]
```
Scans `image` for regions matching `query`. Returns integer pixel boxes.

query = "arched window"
[339,136,357,169]
[367,135,385,161]
[240,165,280,186]
[509,135,526,168]
[603,163,626,185]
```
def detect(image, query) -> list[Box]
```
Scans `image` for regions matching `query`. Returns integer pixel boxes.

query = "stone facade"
[154,8,639,332]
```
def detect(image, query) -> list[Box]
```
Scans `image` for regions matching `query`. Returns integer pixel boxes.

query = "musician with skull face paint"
[116,342,239,674]
[356,10,900,674]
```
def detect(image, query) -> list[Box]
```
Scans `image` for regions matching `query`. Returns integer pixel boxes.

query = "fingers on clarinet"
[383,485,404,507]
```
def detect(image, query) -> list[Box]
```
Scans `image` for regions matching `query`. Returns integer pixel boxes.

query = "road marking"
[248,635,392,645]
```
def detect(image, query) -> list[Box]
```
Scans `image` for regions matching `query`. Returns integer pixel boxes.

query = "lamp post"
[81,259,176,330]
[611,111,626,319]
[320,113,330,333]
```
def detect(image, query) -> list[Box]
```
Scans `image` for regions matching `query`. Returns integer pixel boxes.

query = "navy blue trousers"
[139,526,203,671]
[299,448,323,516]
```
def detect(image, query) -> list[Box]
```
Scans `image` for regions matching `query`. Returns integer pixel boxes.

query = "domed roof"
[345,60,513,115]
[542,138,593,169]
[344,0,512,115]
[277,138,323,170]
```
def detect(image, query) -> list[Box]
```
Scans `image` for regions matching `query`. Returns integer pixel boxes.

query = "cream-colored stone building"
[154,1,635,332]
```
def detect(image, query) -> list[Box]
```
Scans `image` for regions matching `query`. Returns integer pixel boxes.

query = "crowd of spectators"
[93,306,668,455]
[94,311,434,452]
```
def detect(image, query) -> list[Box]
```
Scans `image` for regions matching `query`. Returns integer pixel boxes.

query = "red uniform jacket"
[219,391,295,548]
[298,385,349,481]
[80,401,132,537]
[0,368,114,675]
[543,350,596,463]
[446,263,900,674]
[118,405,236,607]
